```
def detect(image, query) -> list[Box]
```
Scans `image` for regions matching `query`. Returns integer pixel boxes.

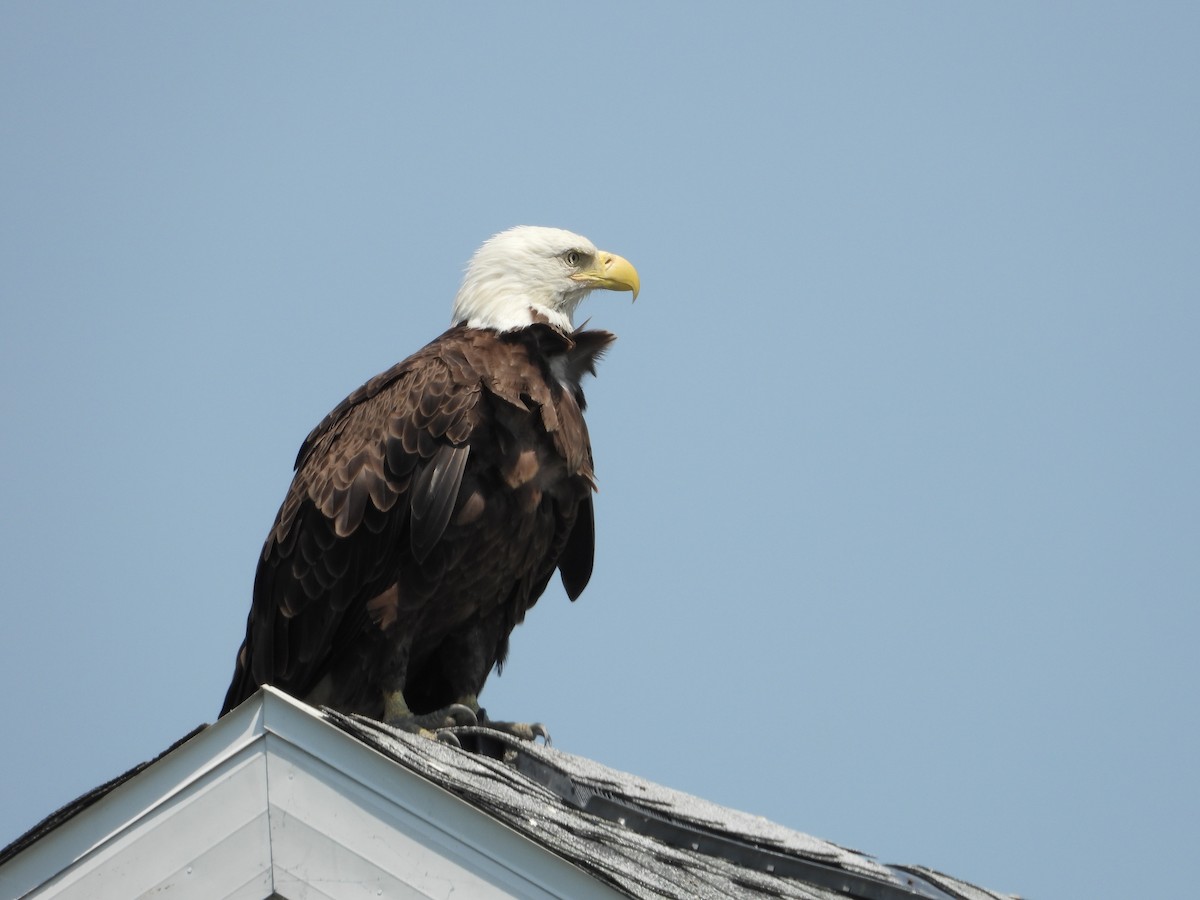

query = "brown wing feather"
[557,494,594,601]
[410,443,470,562]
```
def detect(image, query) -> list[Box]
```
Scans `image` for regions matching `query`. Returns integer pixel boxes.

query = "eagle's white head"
[451,226,640,332]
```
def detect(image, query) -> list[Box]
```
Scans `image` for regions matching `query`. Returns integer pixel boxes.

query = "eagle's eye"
[564,250,581,267]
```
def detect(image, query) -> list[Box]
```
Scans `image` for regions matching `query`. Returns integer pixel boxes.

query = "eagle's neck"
[451,276,588,333]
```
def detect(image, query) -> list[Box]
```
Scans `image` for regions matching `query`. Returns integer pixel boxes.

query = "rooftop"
[0,688,1018,900]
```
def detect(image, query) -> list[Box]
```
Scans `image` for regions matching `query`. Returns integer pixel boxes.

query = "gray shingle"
[330,713,1014,900]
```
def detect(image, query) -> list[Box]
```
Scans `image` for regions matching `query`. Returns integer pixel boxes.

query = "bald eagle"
[221,227,639,737]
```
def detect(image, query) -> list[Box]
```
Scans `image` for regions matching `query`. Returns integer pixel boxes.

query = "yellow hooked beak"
[571,251,640,301]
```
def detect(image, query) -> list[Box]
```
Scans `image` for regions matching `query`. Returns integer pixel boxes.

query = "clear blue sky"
[2,5,1196,898]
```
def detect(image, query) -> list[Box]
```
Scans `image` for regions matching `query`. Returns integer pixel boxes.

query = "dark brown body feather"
[221,324,614,718]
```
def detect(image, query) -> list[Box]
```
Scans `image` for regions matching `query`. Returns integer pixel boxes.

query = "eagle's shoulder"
[293,326,484,471]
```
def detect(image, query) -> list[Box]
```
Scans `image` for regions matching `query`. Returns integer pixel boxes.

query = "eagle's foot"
[477,708,552,744]
[385,702,479,740]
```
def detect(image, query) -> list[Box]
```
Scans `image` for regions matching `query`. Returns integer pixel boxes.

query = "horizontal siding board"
[138,815,273,900]
[32,751,270,899]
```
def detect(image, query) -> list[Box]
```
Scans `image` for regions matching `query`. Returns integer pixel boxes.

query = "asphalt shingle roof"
[330,713,1018,900]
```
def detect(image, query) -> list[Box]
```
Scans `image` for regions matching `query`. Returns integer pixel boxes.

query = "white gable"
[0,688,620,900]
